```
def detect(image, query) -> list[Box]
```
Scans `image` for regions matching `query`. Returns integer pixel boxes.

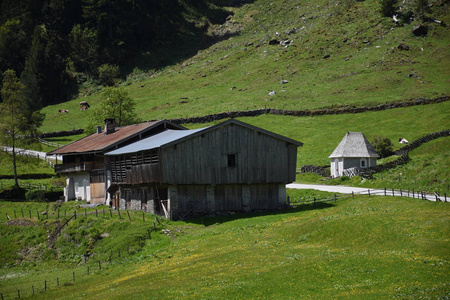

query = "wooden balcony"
[54,162,95,174]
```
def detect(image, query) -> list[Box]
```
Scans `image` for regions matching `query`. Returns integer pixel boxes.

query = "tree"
[89,87,141,132]
[371,136,394,158]
[0,70,28,188]
[98,63,120,86]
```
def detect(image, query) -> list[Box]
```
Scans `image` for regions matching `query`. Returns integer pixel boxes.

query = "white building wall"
[65,172,90,201]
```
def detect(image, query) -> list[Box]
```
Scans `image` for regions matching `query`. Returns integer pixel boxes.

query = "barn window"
[227,154,236,167]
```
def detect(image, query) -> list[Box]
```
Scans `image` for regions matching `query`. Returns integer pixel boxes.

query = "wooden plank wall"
[161,123,298,185]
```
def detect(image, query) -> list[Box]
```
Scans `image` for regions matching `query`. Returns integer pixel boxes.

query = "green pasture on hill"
[0,195,448,299]
[38,0,450,133]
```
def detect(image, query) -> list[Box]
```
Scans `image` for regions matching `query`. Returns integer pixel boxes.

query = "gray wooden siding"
[249,184,279,210]
[177,185,208,213]
[214,185,243,211]
[161,123,297,185]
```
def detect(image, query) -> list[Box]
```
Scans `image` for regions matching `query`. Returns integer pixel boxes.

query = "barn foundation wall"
[117,183,288,220]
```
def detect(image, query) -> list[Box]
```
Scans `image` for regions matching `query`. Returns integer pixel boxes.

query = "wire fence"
[0,208,164,300]
[1,189,448,299]
[288,187,448,207]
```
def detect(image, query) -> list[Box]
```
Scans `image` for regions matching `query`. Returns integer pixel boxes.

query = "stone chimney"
[104,119,116,134]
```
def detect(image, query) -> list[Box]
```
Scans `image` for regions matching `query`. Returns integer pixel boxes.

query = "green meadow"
[0,195,448,299]
[0,0,449,298]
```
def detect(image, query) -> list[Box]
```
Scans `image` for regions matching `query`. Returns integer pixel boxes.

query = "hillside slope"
[40,0,450,132]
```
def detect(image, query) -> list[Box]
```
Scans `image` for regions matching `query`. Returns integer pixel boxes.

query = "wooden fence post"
[400,189,402,197]
[352,191,354,198]
[44,280,47,291]
[73,272,75,283]
[142,211,145,222]
[384,188,386,196]
[368,189,370,197]
[392,189,394,196]
[57,277,59,287]
[127,210,131,221]
[17,289,20,299]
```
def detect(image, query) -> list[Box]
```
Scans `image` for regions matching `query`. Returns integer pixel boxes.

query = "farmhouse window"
[227,154,236,167]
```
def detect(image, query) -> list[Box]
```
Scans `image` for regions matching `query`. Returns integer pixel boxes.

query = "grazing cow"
[80,101,90,110]
[399,137,409,144]
[58,109,69,113]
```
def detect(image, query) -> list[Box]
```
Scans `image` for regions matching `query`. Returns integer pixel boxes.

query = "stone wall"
[166,96,448,124]
[370,129,449,173]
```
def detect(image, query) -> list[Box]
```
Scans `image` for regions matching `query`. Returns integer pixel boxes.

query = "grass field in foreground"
[1,195,448,299]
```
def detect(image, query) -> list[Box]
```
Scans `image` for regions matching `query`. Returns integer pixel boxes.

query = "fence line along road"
[2,147,62,167]
[287,183,447,202]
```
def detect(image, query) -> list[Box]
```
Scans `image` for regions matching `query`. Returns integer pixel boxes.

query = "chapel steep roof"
[328,132,379,158]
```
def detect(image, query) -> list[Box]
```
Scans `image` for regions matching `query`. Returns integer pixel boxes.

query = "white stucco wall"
[65,172,90,201]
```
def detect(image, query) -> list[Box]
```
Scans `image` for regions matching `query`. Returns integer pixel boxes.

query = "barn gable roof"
[328,132,379,158]
[47,120,186,155]
[105,119,303,156]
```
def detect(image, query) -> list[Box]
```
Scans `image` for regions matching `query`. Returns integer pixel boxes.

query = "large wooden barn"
[105,119,303,220]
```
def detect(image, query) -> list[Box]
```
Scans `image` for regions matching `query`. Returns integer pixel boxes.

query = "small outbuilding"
[329,132,379,177]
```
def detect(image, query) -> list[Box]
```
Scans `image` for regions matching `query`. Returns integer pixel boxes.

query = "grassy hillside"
[39,0,450,133]
[0,195,448,299]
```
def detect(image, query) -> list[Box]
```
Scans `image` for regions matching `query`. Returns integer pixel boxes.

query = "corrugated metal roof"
[48,121,166,155]
[105,128,207,155]
[329,132,379,158]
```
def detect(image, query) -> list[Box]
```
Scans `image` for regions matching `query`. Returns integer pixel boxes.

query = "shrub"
[25,190,46,202]
[98,64,120,86]
[371,136,394,158]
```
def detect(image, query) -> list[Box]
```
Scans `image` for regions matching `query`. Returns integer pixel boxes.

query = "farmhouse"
[329,132,379,177]
[105,119,302,220]
[47,119,186,203]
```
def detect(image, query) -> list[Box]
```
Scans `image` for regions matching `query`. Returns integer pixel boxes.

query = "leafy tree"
[89,87,141,132]
[0,70,28,188]
[69,24,99,73]
[98,63,120,86]
[371,136,394,158]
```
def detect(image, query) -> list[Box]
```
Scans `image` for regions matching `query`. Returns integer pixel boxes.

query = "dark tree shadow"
[185,202,335,226]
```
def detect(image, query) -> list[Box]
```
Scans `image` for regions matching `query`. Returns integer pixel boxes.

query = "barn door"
[154,187,168,217]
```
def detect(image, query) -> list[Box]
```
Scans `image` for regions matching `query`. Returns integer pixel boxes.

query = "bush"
[0,187,26,200]
[98,64,120,86]
[25,190,46,202]
[371,136,394,158]
[25,190,63,202]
